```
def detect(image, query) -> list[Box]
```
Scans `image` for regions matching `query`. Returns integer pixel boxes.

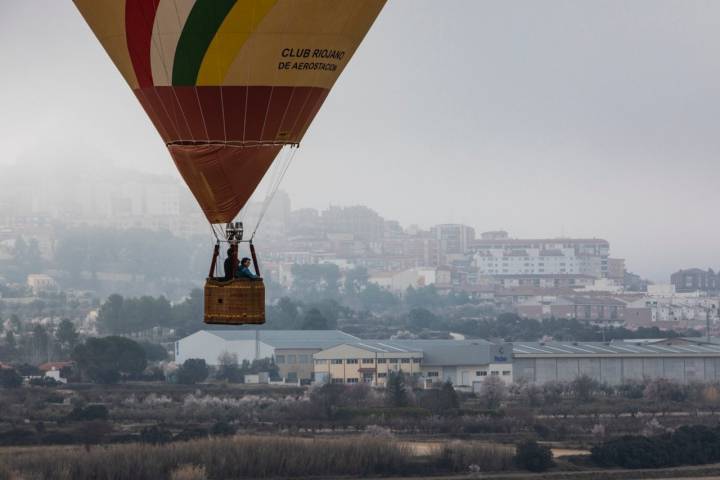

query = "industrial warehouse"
[175,330,720,387]
[513,339,720,385]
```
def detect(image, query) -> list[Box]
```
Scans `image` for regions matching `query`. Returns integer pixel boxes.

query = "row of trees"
[97,292,346,335]
[96,286,698,343]
[307,372,461,418]
[53,227,208,290]
[0,237,43,283]
[287,264,472,312]
[449,313,699,342]
[174,356,280,385]
[97,290,202,336]
[0,319,79,364]
[505,376,720,408]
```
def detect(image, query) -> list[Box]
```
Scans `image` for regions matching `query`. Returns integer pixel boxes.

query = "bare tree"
[480,376,506,409]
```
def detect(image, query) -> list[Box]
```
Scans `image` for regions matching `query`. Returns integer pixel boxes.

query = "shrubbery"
[0,368,22,388]
[68,404,109,421]
[592,425,720,469]
[72,336,147,384]
[513,440,554,472]
[176,359,209,385]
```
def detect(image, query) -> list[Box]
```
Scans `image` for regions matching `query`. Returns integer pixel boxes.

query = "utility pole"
[255,329,259,361]
[707,304,718,343]
[707,308,711,343]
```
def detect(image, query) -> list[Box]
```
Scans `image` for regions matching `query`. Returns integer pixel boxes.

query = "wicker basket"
[204,278,265,325]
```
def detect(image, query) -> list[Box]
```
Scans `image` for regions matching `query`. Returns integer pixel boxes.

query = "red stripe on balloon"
[125,0,161,87]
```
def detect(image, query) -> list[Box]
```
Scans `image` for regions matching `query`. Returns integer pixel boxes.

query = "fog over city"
[2,1,720,280]
[4,3,720,475]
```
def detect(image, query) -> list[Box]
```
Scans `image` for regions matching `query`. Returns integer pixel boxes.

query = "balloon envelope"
[74,0,385,223]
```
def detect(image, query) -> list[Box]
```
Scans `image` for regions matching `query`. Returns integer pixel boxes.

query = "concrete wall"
[515,356,720,385]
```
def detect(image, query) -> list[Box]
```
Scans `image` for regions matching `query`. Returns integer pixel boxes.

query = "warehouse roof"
[313,339,507,366]
[202,330,360,349]
[512,340,720,357]
[392,339,505,366]
[314,341,423,357]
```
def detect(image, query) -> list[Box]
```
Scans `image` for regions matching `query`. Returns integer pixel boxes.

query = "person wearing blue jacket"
[238,257,259,279]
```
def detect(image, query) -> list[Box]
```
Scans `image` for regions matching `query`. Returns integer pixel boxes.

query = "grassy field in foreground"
[0,435,514,480]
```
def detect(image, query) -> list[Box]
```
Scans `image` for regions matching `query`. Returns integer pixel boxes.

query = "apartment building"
[472,232,610,279]
[671,268,719,293]
[516,295,627,322]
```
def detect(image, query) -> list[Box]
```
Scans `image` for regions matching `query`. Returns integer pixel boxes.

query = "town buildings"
[516,295,627,323]
[671,268,719,293]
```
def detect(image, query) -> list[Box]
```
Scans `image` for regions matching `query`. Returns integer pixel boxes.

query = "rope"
[210,223,221,242]
[250,144,297,240]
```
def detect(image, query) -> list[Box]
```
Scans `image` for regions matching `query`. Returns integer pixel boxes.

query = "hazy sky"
[1,1,719,281]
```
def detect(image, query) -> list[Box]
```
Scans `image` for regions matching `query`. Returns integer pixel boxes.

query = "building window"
[377,372,387,378]
[362,358,374,364]
[346,378,359,384]
[491,371,499,376]
[287,355,297,364]
[276,355,285,364]
[331,359,343,365]
[315,359,327,365]
[346,359,358,364]
[427,371,439,377]
[298,354,309,364]
[401,358,410,364]
[388,358,399,364]
[377,358,387,364]
[502,371,511,376]
[412,358,421,364]
[331,378,344,384]
[287,372,298,381]
[477,371,487,376]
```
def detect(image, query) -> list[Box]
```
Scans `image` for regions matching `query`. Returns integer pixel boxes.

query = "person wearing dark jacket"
[223,248,239,281]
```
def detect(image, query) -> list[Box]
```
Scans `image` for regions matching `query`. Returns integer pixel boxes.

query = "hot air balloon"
[73,0,386,324]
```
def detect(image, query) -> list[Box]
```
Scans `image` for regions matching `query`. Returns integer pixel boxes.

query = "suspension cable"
[250,144,297,240]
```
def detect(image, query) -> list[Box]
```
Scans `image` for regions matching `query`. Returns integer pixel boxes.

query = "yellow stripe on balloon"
[73,0,140,89]
[196,0,277,86]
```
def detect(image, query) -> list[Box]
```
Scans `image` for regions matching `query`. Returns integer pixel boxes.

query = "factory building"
[513,339,720,385]
[313,342,423,385]
[314,339,512,389]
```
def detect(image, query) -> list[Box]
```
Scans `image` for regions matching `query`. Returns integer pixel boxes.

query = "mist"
[2,1,719,280]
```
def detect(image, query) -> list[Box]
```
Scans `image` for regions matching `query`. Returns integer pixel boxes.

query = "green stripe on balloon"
[172,0,237,86]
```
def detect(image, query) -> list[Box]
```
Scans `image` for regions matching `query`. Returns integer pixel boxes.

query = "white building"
[26,274,58,294]
[174,329,359,368]
[368,267,437,294]
[472,235,610,279]
[625,295,719,325]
